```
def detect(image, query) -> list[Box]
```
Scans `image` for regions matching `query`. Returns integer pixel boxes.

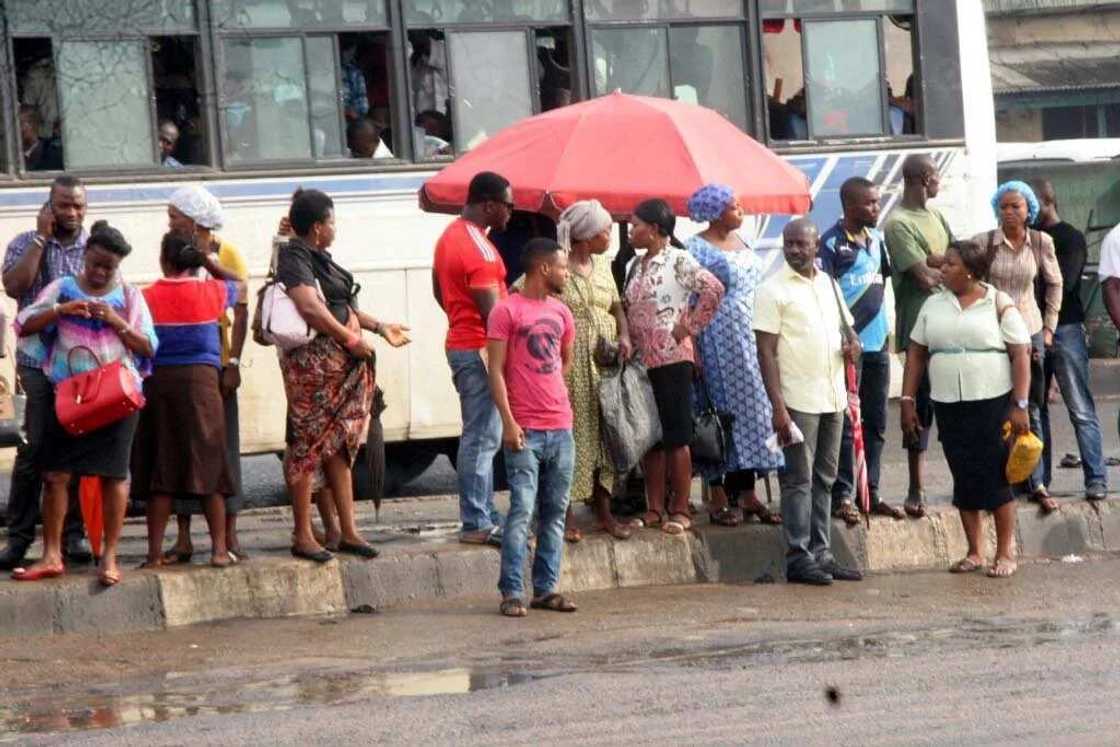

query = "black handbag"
[691,373,732,465]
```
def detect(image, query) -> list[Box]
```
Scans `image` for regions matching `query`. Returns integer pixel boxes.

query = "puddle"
[2,613,1114,739]
[0,666,541,740]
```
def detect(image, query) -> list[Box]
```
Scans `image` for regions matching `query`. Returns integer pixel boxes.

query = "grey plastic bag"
[599,361,662,474]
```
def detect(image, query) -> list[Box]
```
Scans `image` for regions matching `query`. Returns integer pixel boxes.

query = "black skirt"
[42,406,140,480]
[935,393,1013,512]
[647,361,694,449]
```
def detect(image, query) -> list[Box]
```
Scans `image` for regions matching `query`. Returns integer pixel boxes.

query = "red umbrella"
[420,91,811,218]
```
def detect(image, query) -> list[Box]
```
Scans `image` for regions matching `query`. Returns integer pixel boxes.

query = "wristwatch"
[226,356,241,368]
[1015,399,1029,410]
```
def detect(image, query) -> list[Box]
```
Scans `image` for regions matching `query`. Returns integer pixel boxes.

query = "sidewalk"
[1,490,1118,638]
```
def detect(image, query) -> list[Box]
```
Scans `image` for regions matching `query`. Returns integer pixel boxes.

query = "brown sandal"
[530,593,577,612]
[708,506,742,527]
[564,526,583,543]
[662,513,692,535]
[742,500,782,525]
[500,598,528,617]
[832,500,861,527]
[1032,488,1059,514]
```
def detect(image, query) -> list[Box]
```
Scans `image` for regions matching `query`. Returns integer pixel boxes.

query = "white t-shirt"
[1098,223,1120,280]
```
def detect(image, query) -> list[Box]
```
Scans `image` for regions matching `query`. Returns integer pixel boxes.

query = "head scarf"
[168,185,225,231]
[556,199,612,251]
[991,180,1040,226]
[687,184,735,224]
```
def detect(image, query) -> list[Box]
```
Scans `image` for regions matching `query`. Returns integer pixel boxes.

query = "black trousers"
[4,365,84,550]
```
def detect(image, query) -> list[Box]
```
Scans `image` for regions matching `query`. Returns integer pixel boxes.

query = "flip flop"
[949,557,982,573]
[987,559,1018,578]
[742,501,782,525]
[596,522,633,540]
[500,598,527,618]
[564,526,583,543]
[707,506,742,527]
[630,511,663,529]
[662,513,691,535]
[161,549,193,565]
[98,568,122,587]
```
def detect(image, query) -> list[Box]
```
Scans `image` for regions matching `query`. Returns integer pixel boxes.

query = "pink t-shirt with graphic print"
[487,293,575,431]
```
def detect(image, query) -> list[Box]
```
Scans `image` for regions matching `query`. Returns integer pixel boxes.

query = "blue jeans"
[447,349,503,533]
[833,351,889,507]
[499,429,574,600]
[1041,323,1107,489]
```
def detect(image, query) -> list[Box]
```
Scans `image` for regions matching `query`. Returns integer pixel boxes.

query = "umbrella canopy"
[420,91,811,218]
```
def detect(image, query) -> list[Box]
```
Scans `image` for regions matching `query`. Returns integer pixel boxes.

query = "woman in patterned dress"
[624,199,724,535]
[685,185,783,527]
[555,200,633,541]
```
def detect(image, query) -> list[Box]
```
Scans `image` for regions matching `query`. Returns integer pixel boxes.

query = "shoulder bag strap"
[826,272,856,341]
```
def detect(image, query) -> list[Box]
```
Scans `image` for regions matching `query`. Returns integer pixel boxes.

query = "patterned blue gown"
[687,234,784,478]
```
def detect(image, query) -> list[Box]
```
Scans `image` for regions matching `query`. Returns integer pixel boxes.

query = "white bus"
[0,0,995,495]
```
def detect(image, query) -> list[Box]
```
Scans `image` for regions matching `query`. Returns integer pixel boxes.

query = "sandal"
[949,557,982,574]
[1031,488,1059,515]
[662,513,692,535]
[707,506,742,527]
[741,500,782,525]
[630,511,663,529]
[870,502,906,520]
[564,526,583,543]
[500,598,528,618]
[530,593,578,612]
[987,558,1017,578]
[832,500,861,527]
[1059,453,1082,469]
[161,549,193,565]
[11,563,65,582]
[904,495,927,518]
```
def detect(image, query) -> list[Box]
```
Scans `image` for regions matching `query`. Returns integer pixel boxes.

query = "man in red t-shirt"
[432,171,513,545]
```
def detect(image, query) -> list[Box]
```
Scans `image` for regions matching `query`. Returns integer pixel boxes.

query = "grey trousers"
[779,409,843,573]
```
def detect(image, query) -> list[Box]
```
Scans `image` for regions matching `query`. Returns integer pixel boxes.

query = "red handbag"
[54,346,145,436]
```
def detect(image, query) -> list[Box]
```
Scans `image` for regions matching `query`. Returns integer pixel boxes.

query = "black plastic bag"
[599,361,661,474]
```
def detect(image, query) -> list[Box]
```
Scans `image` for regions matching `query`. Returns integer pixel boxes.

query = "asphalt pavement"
[4,556,1120,744]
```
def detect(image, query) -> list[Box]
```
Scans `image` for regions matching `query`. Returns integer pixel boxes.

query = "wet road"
[4,556,1120,744]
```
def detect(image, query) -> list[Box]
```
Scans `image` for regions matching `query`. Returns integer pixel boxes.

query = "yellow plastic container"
[1002,422,1043,484]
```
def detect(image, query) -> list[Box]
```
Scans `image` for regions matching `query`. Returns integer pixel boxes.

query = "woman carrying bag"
[12,221,157,586]
[277,189,411,563]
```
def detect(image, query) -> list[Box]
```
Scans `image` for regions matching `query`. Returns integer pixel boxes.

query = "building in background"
[986,0,1120,142]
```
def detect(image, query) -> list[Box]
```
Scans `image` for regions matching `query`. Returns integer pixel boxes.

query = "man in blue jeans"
[487,239,577,617]
[433,172,514,545]
[820,177,906,523]
[1038,181,1107,500]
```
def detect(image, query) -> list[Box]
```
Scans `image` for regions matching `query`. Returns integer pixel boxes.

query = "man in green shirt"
[884,154,952,518]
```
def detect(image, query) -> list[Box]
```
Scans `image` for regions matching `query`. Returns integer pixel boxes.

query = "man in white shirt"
[754,219,864,586]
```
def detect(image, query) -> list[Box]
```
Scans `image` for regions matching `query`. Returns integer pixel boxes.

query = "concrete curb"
[2,501,1117,637]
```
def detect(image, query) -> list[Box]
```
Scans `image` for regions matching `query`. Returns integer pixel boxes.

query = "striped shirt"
[143,277,239,369]
[433,217,508,350]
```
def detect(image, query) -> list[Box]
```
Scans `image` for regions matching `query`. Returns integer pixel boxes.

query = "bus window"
[211,0,387,27]
[13,38,63,172]
[221,37,313,162]
[153,36,210,168]
[759,0,912,11]
[803,19,883,137]
[884,16,918,135]
[446,31,534,153]
[592,28,670,98]
[537,30,574,112]
[762,20,807,140]
[586,0,742,20]
[405,1,566,24]
[670,25,748,132]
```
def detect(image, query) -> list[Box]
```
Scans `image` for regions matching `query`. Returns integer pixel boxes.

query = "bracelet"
[899,395,916,403]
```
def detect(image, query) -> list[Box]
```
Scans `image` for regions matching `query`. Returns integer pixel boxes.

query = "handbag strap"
[66,345,103,378]
[825,271,856,341]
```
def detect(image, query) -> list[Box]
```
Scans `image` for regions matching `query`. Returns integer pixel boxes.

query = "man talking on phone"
[0,175,92,570]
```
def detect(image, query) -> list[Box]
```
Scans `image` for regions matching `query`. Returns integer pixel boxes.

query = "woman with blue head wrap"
[684,184,785,527]
[971,179,1064,512]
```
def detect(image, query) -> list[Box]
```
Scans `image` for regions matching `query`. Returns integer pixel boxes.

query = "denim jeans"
[780,410,842,574]
[1027,331,1046,492]
[1041,323,1107,489]
[498,429,574,600]
[833,351,889,508]
[4,366,84,550]
[447,349,504,533]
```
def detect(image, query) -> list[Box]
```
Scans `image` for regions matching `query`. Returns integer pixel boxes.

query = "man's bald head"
[782,218,819,276]
[783,217,819,243]
[1035,179,1057,207]
[901,154,936,185]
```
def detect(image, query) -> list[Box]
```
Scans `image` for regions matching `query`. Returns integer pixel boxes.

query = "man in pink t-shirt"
[487,239,577,618]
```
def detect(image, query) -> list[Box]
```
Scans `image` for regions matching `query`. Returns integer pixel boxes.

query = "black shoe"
[787,565,833,586]
[291,546,334,564]
[0,543,29,571]
[820,561,863,581]
[337,541,380,559]
[1086,484,1107,502]
[64,536,93,565]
